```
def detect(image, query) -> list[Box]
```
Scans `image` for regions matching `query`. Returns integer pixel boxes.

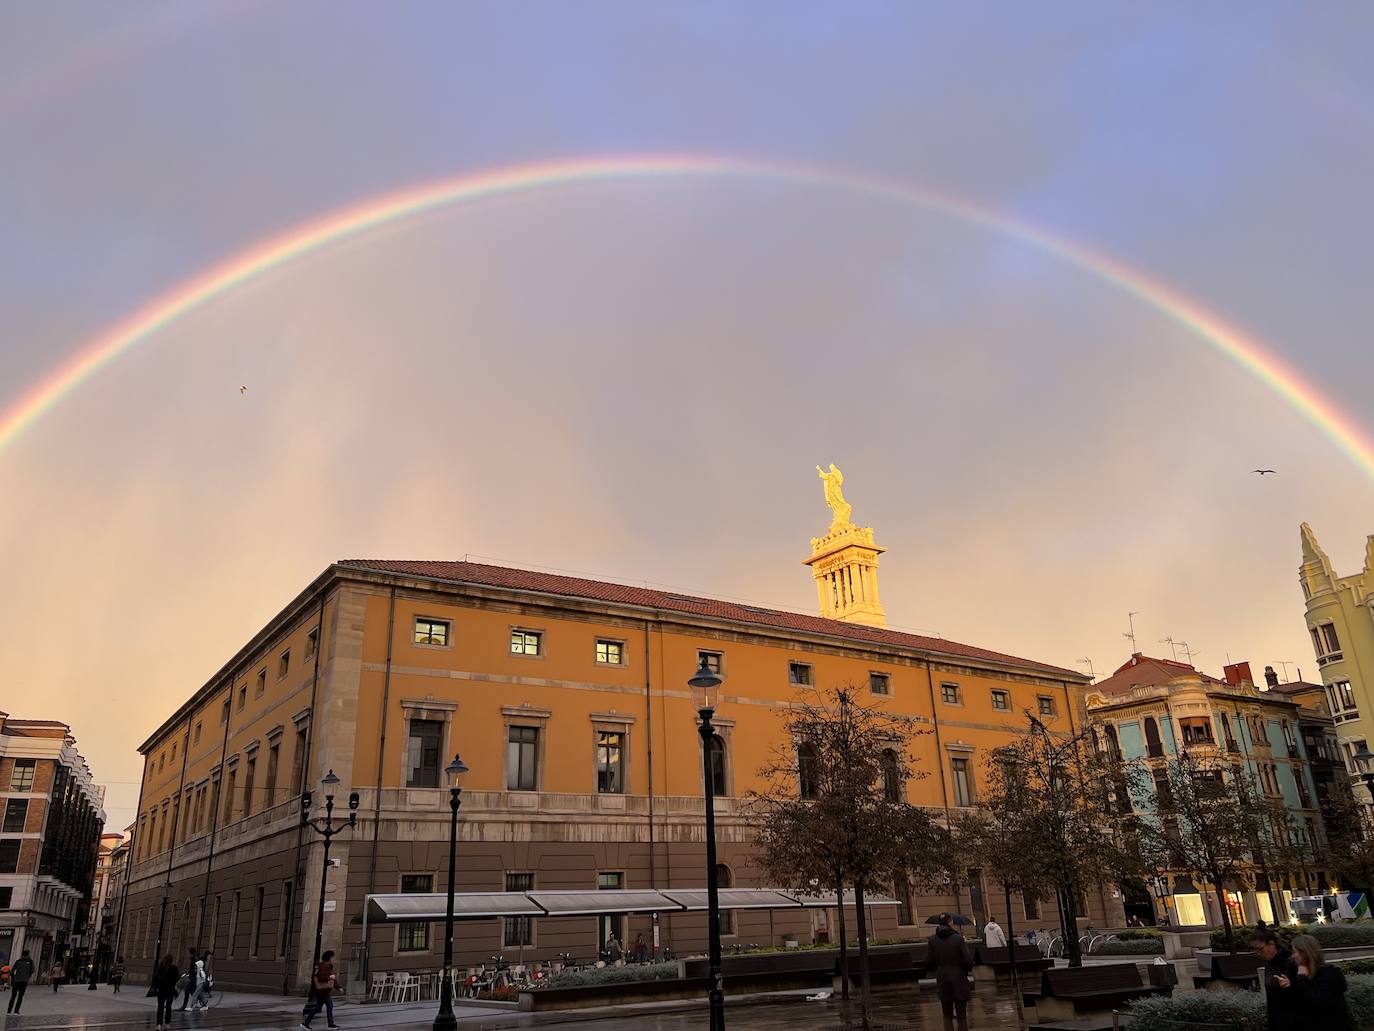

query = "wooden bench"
[973,943,1053,981]
[832,949,920,991]
[1027,963,1169,1023]
[1193,952,1264,991]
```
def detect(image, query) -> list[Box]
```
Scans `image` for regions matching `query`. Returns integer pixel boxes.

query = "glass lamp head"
[688,660,722,711]
[446,753,470,789]
[321,769,340,789]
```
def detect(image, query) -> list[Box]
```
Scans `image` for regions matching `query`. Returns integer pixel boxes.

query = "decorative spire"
[805,465,887,627]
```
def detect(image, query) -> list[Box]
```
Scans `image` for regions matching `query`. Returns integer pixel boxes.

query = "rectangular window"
[221,699,230,724]
[10,759,35,792]
[596,731,624,794]
[1339,681,1357,710]
[193,722,202,746]
[255,669,267,698]
[406,719,444,788]
[278,650,290,679]
[223,770,236,822]
[292,728,308,795]
[2,799,27,833]
[242,757,256,817]
[789,661,813,686]
[237,685,247,711]
[265,743,280,803]
[398,874,433,952]
[504,873,534,947]
[171,742,177,762]
[595,639,625,665]
[510,629,543,656]
[698,650,724,675]
[1023,892,1040,921]
[228,890,241,959]
[1321,623,1342,655]
[147,810,157,854]
[0,840,19,873]
[869,672,891,696]
[0,887,12,909]
[508,726,539,791]
[991,690,1009,711]
[305,627,319,659]
[251,886,267,957]
[1037,695,1057,717]
[951,757,973,807]
[414,617,450,647]
[597,871,625,946]
[278,880,294,960]
[941,683,961,705]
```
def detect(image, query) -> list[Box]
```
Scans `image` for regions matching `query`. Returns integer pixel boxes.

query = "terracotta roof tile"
[337,559,1082,679]
[1093,653,1223,696]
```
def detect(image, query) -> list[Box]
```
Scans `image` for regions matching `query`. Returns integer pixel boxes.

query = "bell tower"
[805,464,887,627]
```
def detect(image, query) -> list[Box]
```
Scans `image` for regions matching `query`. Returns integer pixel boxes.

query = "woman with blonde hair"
[1272,933,1352,1030]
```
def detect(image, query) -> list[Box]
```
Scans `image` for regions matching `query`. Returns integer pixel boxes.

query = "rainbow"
[4,152,1373,479]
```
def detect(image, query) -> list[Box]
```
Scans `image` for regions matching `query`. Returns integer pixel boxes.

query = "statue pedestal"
[805,525,886,628]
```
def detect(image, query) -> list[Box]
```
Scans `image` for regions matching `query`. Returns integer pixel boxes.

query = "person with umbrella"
[926,913,974,1031]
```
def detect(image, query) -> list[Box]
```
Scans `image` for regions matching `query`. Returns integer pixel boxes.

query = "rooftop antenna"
[1178,642,1199,665]
[1077,658,1096,680]
[1159,635,1179,661]
[1276,660,1296,682]
[1124,612,1140,652]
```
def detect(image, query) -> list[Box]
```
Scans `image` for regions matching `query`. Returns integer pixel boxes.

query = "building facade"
[0,712,106,973]
[87,831,128,976]
[120,487,1109,992]
[1087,655,1330,927]
[1299,523,1374,788]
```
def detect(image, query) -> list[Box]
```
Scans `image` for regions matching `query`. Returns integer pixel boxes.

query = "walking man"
[983,916,1007,948]
[927,913,974,1031]
[178,947,200,1009]
[6,950,34,1013]
[49,958,64,991]
[300,949,339,1029]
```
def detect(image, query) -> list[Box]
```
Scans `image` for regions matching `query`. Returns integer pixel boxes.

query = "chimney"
[1223,661,1253,688]
[1264,665,1280,690]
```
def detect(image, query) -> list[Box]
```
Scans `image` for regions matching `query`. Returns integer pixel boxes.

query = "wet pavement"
[0,982,1026,1030]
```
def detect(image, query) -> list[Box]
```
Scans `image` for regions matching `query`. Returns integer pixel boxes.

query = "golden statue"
[816,463,853,532]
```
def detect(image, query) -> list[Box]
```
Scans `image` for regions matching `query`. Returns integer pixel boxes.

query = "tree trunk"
[854,877,874,1031]
[835,873,850,1003]
[1004,880,1025,1028]
[1058,883,1084,968]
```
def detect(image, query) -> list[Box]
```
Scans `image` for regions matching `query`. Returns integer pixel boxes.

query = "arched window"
[797,742,819,800]
[881,749,902,803]
[1144,717,1163,758]
[708,735,728,797]
[1105,724,1123,761]
[716,863,734,934]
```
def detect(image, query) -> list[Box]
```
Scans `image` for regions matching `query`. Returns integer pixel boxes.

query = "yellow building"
[1299,523,1374,787]
[119,472,1103,991]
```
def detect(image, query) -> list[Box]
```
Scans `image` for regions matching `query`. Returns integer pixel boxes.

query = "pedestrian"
[926,913,973,1031]
[178,946,200,1009]
[983,916,1007,948]
[190,949,213,1009]
[300,949,339,1029]
[49,958,64,990]
[604,933,622,965]
[1273,934,1353,1031]
[632,933,648,963]
[110,955,125,993]
[153,954,180,1031]
[1251,928,1299,1031]
[7,950,34,1014]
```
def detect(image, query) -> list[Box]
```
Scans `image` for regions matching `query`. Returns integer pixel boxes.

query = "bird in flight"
[1252,469,1276,475]
[239,385,247,394]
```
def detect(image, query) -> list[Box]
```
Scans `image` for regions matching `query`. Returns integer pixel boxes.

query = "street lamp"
[433,753,469,1031]
[1352,744,1374,799]
[689,658,726,1031]
[301,770,359,979]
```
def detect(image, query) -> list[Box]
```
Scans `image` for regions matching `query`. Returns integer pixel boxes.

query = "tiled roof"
[1093,653,1221,696]
[337,559,1082,679]
[1270,680,1324,695]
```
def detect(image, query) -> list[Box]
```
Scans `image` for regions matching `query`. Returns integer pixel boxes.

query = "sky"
[3,2,1373,833]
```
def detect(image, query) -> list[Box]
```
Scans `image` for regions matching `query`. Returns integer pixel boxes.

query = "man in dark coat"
[1252,928,1299,1031]
[926,913,973,1031]
[7,950,34,1014]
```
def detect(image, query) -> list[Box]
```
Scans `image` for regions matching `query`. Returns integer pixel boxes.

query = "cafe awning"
[366,892,543,923]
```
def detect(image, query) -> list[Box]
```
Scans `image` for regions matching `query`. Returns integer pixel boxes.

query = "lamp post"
[1352,744,1374,802]
[433,753,469,1031]
[689,659,726,1031]
[300,770,359,979]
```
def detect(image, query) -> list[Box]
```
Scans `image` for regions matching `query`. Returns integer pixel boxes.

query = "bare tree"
[750,686,940,1030]
[1318,788,1374,896]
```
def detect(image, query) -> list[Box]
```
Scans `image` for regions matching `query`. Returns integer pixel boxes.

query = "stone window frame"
[788,661,814,687]
[1036,694,1058,718]
[399,699,458,790]
[697,649,726,680]
[503,871,536,947]
[502,705,552,793]
[698,716,736,798]
[594,637,629,668]
[868,671,891,696]
[940,681,963,706]
[254,668,267,699]
[509,625,547,660]
[412,615,453,650]
[277,648,291,681]
[589,712,635,795]
[946,741,977,808]
[396,872,436,953]
[990,689,1010,711]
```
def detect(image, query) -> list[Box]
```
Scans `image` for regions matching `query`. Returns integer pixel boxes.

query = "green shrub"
[542,961,680,989]
[1210,922,1374,951]
[1347,973,1374,1029]
[1090,938,1165,955]
[1342,959,1374,976]
[1209,924,1300,950]
[1127,990,1265,1031]
[1114,929,1164,942]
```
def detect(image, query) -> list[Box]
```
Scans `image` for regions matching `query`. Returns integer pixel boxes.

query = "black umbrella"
[924,914,973,926]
